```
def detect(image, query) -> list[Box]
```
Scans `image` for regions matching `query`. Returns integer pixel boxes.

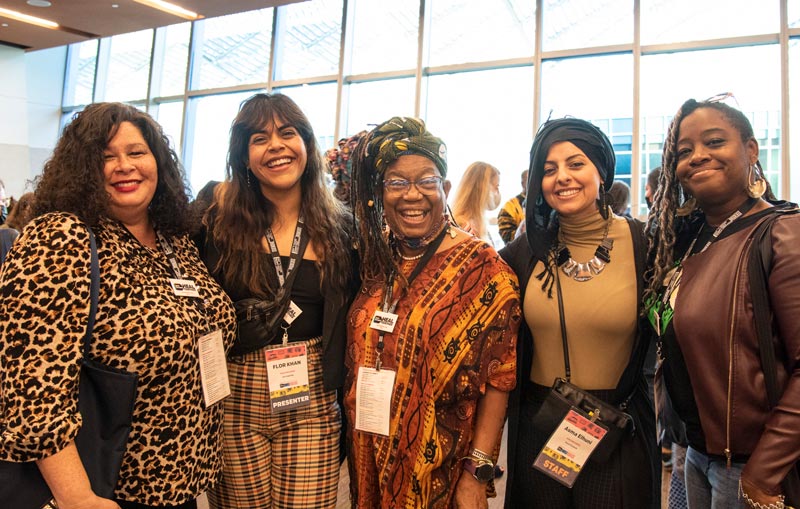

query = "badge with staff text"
[533,408,608,487]
[265,344,310,413]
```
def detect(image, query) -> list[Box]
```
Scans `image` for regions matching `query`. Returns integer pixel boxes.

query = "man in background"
[497,169,528,244]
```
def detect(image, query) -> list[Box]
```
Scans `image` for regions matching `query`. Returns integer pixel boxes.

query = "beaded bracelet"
[739,479,788,509]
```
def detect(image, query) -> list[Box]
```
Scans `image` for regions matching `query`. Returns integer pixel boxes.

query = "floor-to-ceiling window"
[58,0,800,215]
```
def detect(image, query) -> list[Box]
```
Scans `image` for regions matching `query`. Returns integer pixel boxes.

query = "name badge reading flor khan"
[265,344,310,413]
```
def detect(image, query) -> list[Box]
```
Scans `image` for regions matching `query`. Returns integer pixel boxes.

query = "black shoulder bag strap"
[748,210,800,504]
[83,228,100,357]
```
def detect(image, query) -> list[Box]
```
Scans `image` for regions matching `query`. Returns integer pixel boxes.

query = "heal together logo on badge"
[369,310,398,333]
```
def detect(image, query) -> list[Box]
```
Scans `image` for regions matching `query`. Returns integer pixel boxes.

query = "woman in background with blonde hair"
[452,161,501,245]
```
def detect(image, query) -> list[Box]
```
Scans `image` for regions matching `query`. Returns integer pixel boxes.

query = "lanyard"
[156,230,211,332]
[156,230,184,279]
[683,197,758,261]
[373,226,448,370]
[264,215,306,288]
[654,197,758,337]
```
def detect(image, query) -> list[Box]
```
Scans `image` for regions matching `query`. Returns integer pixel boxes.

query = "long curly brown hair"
[33,102,191,234]
[206,93,352,297]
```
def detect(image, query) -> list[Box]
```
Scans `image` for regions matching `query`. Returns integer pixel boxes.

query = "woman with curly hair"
[345,116,519,509]
[197,93,357,508]
[646,96,800,509]
[0,102,236,508]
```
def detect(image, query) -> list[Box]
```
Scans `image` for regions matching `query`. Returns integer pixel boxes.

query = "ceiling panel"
[0,0,304,51]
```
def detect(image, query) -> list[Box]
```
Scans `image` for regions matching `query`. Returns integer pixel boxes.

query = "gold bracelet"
[739,479,786,509]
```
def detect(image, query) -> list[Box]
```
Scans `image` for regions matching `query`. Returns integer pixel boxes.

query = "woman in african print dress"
[344,116,520,509]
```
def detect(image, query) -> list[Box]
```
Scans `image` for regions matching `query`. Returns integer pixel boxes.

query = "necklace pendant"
[560,255,607,282]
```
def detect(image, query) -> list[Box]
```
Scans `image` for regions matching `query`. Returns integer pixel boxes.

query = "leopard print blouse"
[0,212,236,505]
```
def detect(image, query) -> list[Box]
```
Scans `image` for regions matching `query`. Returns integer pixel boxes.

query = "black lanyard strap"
[156,230,184,279]
[373,226,449,369]
[264,215,306,288]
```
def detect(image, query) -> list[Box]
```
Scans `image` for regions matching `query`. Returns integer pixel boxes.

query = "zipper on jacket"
[725,236,753,469]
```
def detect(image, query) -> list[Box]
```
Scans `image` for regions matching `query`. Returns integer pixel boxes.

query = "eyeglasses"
[382,175,443,196]
[704,92,740,107]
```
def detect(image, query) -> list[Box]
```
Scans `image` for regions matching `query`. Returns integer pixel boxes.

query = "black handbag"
[531,267,635,464]
[748,210,800,506]
[0,227,138,508]
[232,224,310,355]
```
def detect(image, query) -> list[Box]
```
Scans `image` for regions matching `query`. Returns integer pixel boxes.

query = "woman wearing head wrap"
[499,117,659,508]
[345,116,520,508]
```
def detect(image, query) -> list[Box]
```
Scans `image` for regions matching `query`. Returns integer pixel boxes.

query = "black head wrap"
[524,118,616,293]
[362,116,447,178]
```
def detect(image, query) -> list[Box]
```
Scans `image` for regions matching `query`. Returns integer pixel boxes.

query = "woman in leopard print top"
[0,103,236,509]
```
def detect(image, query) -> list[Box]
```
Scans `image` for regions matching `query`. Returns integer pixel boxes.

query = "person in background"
[497,170,528,245]
[0,179,8,224]
[608,180,632,218]
[500,117,659,508]
[346,116,519,509]
[0,224,18,266]
[645,167,661,209]
[451,161,502,246]
[197,93,357,509]
[0,102,236,509]
[4,192,35,231]
[646,96,800,509]
[325,130,367,206]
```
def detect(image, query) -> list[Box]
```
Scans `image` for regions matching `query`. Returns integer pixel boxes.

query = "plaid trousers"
[208,336,341,509]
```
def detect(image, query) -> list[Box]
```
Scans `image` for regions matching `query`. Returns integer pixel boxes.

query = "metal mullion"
[780,0,790,199]
[145,28,163,115]
[333,0,350,140]
[267,7,278,92]
[93,37,111,102]
[533,0,543,130]
[641,34,779,56]
[632,0,641,217]
[425,57,535,76]
[414,0,427,118]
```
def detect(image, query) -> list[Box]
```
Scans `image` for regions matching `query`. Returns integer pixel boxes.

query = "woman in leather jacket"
[646,96,800,509]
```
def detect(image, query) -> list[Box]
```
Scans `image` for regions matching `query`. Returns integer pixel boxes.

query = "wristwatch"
[462,457,495,483]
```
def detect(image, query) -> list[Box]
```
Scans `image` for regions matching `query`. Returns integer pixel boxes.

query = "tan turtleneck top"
[525,212,636,389]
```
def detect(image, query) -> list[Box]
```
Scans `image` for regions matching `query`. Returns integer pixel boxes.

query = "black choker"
[556,217,614,282]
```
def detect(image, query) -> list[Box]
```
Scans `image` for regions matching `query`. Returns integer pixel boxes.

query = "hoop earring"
[676,196,697,217]
[746,163,767,199]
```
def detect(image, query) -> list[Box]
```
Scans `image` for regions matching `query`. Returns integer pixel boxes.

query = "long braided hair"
[350,117,448,286]
[644,98,773,304]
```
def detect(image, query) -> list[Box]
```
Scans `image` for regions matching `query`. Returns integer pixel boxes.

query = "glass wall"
[59,0,800,217]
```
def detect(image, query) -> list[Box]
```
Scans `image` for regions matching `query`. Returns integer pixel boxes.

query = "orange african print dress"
[344,236,520,508]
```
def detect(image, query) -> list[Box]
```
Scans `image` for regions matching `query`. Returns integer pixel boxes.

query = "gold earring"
[746,163,766,199]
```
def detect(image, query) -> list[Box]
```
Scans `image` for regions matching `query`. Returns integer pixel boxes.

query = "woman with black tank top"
[195,93,357,509]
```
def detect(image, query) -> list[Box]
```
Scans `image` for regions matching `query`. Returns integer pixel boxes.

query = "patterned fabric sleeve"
[478,258,520,394]
[0,212,90,461]
[497,195,524,245]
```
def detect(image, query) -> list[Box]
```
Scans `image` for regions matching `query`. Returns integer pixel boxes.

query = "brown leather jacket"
[673,209,800,494]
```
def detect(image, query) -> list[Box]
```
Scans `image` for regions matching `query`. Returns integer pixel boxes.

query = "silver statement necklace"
[556,215,614,282]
